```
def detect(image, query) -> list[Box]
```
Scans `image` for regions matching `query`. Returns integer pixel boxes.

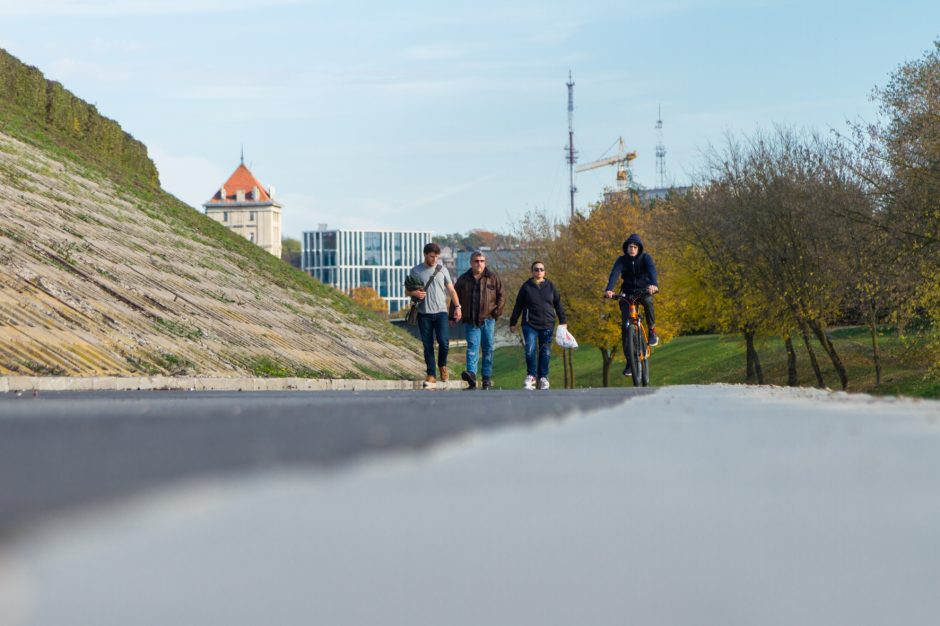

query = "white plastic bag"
[554,324,579,349]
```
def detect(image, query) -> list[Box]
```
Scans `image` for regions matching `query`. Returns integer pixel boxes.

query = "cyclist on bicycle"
[604,234,659,375]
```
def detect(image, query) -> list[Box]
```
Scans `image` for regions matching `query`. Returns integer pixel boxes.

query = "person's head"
[530,260,546,280]
[423,242,441,265]
[622,234,644,257]
[470,250,486,275]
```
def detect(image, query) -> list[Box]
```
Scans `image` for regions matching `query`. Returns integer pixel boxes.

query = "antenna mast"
[566,71,578,218]
[655,105,666,188]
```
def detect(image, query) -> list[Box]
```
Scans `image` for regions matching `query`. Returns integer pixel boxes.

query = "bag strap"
[423,264,443,290]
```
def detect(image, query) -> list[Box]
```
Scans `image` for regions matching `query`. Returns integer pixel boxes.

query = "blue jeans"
[465,318,495,378]
[417,312,449,376]
[522,323,553,379]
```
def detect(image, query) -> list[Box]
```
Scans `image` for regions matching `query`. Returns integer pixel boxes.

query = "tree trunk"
[752,344,764,385]
[808,319,848,390]
[563,348,574,389]
[743,329,764,385]
[784,333,798,386]
[867,298,882,386]
[599,347,614,387]
[745,330,756,382]
[563,348,570,389]
[799,318,826,388]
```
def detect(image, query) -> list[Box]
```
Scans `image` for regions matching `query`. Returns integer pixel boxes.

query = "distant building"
[603,186,694,207]
[635,186,693,205]
[204,160,282,257]
[302,226,433,314]
[438,245,457,279]
[455,247,531,276]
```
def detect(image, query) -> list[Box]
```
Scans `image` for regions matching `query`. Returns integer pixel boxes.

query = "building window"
[223,212,229,222]
[364,232,381,266]
[359,268,373,288]
[249,232,255,243]
[394,232,403,265]
[379,269,389,297]
[250,211,256,221]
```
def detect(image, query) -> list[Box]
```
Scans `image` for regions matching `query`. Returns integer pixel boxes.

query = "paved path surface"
[0,388,646,540]
[2,385,939,626]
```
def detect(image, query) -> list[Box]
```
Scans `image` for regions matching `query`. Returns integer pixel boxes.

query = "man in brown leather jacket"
[450,250,505,389]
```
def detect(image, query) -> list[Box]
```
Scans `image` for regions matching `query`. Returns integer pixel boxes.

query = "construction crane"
[575,137,637,191]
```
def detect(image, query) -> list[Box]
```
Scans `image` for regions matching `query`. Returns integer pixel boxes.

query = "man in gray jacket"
[407,243,462,388]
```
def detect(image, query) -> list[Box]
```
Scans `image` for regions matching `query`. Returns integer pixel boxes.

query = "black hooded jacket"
[605,233,659,293]
[509,278,567,330]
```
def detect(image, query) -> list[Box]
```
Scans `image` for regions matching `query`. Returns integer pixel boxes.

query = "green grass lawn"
[450,327,940,398]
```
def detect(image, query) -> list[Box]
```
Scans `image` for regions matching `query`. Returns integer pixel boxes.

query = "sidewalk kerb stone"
[1,376,466,393]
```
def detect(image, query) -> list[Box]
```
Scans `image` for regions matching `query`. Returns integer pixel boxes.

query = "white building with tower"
[204,158,282,258]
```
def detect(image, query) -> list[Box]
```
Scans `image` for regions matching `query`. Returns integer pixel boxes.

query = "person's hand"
[413,289,426,300]
[509,325,517,334]
[454,307,462,322]
[604,290,615,299]
[647,285,659,295]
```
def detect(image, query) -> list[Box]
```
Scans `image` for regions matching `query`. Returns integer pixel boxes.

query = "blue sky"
[2,1,938,238]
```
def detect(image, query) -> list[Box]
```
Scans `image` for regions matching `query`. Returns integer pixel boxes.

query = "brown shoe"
[423,375,437,388]
[439,366,449,382]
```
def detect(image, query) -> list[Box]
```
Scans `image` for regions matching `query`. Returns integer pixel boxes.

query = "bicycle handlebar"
[604,291,654,302]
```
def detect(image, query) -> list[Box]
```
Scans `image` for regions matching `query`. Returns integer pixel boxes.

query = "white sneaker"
[523,375,536,390]
[538,377,550,390]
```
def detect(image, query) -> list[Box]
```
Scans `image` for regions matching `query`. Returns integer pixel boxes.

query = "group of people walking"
[405,236,658,390]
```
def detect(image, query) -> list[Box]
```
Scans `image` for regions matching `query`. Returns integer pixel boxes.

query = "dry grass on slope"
[0,132,424,379]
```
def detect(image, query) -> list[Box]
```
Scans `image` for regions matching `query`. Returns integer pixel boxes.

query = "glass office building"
[302,228,433,314]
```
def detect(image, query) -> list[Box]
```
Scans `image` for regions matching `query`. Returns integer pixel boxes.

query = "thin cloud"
[400,44,465,62]
[279,193,395,234]
[0,0,304,17]
[397,175,494,212]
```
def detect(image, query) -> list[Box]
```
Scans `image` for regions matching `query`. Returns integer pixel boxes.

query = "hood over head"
[622,233,644,255]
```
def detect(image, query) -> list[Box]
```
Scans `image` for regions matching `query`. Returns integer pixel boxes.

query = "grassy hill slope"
[0,48,423,379]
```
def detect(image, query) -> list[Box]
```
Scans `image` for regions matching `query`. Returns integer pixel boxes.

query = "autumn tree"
[349,287,387,319]
[710,129,856,389]
[847,40,940,369]
[659,190,776,384]
[664,128,879,389]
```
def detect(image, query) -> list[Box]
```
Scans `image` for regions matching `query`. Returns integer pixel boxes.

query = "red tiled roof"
[205,163,274,204]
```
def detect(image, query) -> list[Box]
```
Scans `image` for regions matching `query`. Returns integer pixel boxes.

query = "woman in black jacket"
[509,260,567,390]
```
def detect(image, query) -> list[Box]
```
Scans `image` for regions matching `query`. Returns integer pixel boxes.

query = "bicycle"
[609,292,651,387]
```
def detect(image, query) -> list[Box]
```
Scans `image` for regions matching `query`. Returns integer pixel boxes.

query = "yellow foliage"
[349,286,387,319]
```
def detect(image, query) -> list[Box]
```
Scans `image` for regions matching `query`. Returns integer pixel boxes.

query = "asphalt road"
[2,385,939,626]
[0,388,648,541]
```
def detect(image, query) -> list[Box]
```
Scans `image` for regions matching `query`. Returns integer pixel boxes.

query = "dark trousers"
[417,312,449,376]
[620,293,655,349]
[522,323,554,379]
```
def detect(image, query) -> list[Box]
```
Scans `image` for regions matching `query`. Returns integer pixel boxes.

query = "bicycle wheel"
[638,327,650,386]
[625,323,642,387]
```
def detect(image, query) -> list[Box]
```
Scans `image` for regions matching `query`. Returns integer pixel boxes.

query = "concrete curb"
[0,376,467,393]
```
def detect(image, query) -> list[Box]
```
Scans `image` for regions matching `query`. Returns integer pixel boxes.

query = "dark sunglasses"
[532,267,545,272]
[472,259,486,263]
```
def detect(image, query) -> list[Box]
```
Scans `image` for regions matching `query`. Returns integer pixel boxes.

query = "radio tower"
[566,71,578,218]
[655,104,666,188]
